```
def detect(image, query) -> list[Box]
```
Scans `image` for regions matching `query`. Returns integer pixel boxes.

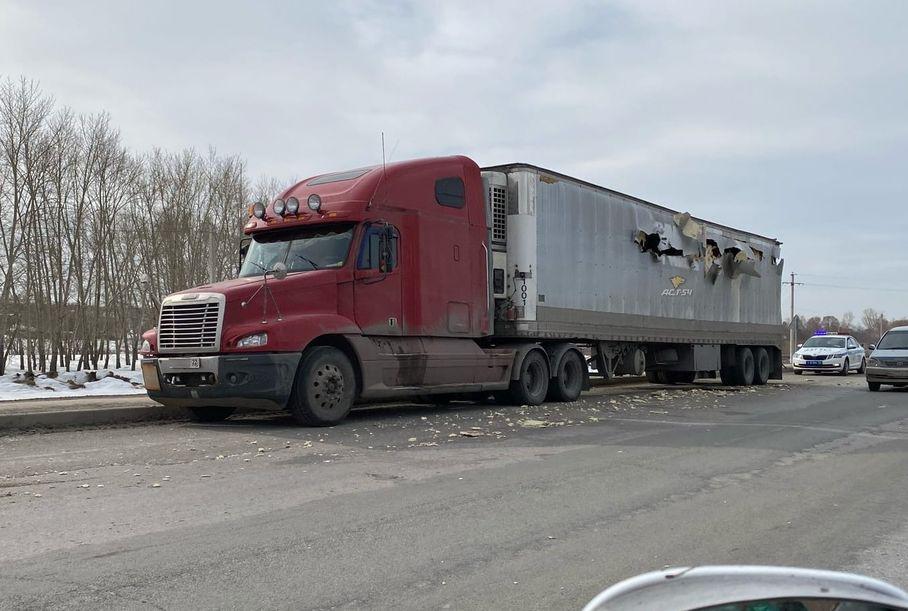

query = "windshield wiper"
[294,254,320,270]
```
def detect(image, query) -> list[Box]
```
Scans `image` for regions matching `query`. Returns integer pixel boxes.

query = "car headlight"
[237,332,268,348]
[832,352,846,358]
[868,358,881,367]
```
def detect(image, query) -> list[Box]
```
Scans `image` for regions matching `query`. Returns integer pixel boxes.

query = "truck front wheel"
[288,346,356,426]
[508,350,550,406]
[548,350,584,402]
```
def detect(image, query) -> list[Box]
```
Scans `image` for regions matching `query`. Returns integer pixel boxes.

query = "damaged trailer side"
[481,164,785,386]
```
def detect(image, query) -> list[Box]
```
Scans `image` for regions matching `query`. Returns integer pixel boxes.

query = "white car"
[792,333,866,375]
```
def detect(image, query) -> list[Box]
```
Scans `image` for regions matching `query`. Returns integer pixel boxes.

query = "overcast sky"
[2,0,907,320]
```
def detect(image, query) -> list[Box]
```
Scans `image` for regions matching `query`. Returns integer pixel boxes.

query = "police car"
[792,332,867,375]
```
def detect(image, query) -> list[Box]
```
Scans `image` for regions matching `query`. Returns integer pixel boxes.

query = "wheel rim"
[524,360,545,397]
[312,363,345,412]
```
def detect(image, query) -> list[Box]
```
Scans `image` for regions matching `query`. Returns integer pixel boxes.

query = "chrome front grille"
[157,294,224,353]
[878,357,908,367]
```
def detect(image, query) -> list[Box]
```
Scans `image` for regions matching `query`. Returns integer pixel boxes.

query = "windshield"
[801,337,846,348]
[238,224,354,278]
[876,330,908,350]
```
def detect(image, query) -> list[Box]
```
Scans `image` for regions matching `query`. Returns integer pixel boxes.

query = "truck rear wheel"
[548,350,584,402]
[288,346,356,426]
[666,371,696,384]
[646,370,667,384]
[186,406,235,422]
[753,347,770,385]
[508,350,549,406]
[733,347,755,386]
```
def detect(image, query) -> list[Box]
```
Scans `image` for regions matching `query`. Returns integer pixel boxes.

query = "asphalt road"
[1,373,907,610]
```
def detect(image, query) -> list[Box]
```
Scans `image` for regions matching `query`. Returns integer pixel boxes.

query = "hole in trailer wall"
[635,231,684,257]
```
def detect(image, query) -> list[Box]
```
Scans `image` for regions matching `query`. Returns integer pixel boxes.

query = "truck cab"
[141,156,523,425]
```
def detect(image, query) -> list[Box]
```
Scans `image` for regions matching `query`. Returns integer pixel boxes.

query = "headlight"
[237,332,268,348]
[140,340,152,354]
[868,358,881,367]
[832,352,846,358]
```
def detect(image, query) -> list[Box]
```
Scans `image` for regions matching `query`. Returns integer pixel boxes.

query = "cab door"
[353,223,402,335]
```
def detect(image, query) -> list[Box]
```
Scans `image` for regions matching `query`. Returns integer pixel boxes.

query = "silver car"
[866,325,908,391]
[792,333,866,375]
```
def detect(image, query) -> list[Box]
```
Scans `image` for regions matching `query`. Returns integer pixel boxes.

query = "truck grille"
[490,184,507,244]
[158,298,223,352]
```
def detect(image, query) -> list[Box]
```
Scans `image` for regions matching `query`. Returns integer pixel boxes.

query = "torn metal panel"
[673,211,703,241]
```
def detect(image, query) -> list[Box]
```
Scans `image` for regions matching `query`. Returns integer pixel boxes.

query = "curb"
[0,401,186,433]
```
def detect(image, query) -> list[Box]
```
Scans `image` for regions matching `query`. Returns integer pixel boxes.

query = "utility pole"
[783,272,804,363]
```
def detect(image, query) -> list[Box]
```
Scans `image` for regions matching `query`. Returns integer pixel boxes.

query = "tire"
[868,382,881,392]
[839,358,849,376]
[733,347,755,386]
[508,350,549,406]
[186,406,235,422]
[753,347,770,386]
[794,369,803,375]
[665,371,696,384]
[548,350,584,402]
[857,358,866,374]
[646,370,667,384]
[288,346,356,426]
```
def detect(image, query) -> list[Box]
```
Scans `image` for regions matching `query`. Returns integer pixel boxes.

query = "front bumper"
[142,352,303,410]
[866,366,908,384]
[792,356,845,371]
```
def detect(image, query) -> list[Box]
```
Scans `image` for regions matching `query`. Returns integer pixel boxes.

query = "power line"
[801,282,908,293]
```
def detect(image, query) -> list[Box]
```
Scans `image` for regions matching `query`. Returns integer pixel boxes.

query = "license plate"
[187,357,200,369]
[806,360,821,366]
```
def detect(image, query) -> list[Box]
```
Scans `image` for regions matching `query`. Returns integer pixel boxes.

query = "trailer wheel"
[666,371,696,384]
[646,370,667,384]
[753,347,770,385]
[288,346,356,426]
[732,347,755,386]
[186,406,235,422]
[548,350,584,402]
[508,350,549,406]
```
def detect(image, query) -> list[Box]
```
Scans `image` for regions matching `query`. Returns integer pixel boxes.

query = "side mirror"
[238,237,251,274]
[796,343,803,349]
[270,261,288,280]
[583,566,908,611]
[869,344,876,351]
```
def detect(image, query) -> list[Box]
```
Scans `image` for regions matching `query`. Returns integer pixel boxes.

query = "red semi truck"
[140,156,784,425]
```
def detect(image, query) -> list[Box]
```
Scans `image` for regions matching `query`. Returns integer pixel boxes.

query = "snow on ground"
[0,357,146,402]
